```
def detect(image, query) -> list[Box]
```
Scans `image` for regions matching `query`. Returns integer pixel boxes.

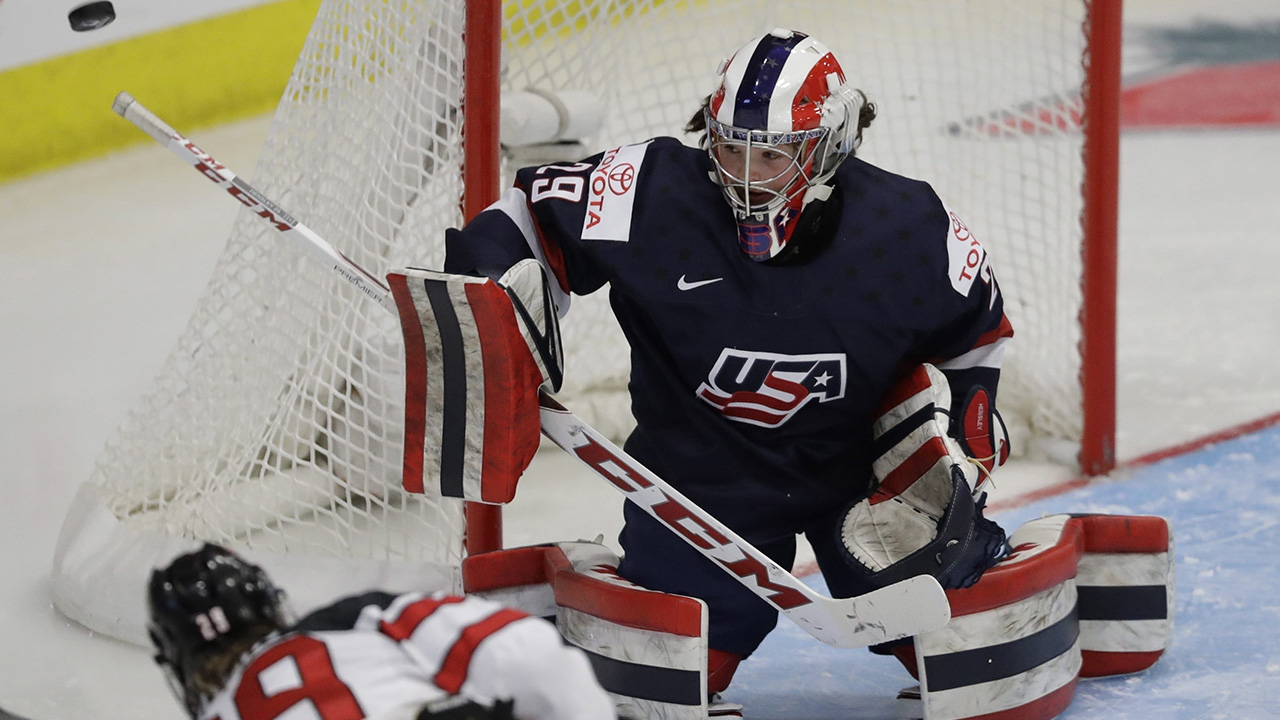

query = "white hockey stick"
[111,93,396,315]
[112,92,951,648]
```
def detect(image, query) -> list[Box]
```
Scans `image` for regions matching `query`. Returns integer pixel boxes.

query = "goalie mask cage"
[52,0,1119,646]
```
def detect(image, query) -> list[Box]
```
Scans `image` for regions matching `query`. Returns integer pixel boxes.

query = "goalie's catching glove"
[838,363,1008,590]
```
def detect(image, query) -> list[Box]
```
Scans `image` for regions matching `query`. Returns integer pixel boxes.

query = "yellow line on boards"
[0,0,321,183]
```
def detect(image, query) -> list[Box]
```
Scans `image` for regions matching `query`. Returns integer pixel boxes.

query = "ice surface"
[729,427,1280,718]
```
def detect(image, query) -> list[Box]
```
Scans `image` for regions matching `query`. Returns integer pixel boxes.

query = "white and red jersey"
[197,591,615,720]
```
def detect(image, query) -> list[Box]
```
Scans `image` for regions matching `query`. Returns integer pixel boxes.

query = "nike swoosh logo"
[677,274,724,291]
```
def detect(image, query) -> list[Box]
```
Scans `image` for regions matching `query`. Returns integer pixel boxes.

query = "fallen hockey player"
[146,544,617,720]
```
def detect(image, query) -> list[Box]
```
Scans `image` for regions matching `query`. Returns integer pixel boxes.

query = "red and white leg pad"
[1073,514,1175,678]
[463,541,711,720]
[908,513,1173,720]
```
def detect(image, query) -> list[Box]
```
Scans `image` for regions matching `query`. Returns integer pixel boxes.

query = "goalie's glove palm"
[839,364,1009,590]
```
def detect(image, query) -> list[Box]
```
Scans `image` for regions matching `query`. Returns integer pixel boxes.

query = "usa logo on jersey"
[696,349,846,428]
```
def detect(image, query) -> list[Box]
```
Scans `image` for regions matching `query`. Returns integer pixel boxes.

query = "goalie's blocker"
[387,259,563,504]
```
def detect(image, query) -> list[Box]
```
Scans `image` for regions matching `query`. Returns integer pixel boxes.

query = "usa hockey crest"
[696,349,846,428]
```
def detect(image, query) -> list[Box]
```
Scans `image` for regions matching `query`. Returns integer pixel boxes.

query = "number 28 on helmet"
[707,28,866,262]
[147,544,291,716]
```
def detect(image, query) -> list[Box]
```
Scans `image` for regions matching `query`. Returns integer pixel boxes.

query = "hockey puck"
[68,1,116,32]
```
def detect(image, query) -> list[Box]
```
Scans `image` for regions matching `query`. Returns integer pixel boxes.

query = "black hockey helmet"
[147,543,290,716]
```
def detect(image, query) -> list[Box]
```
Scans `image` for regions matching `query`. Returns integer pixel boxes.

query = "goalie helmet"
[707,28,865,261]
[147,543,290,717]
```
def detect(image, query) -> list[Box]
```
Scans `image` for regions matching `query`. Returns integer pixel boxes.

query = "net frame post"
[1079,0,1122,475]
[462,0,505,554]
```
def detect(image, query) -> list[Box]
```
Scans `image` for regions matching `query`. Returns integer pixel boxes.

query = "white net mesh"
[93,1,471,563]
[494,0,1094,459]
[55,0,1104,642]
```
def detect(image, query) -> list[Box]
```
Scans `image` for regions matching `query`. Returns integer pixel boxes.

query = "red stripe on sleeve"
[433,609,528,694]
[974,314,1015,348]
[513,185,570,294]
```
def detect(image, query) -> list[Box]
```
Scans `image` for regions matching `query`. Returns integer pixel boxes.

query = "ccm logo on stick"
[186,140,295,233]
[568,432,811,610]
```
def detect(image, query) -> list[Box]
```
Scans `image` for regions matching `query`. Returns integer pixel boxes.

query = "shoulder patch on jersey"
[944,205,991,297]
[581,140,652,242]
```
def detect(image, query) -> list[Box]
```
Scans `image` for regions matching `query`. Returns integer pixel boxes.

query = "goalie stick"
[111,93,396,315]
[111,91,951,649]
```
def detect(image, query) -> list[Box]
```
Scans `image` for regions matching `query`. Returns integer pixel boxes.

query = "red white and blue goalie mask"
[707,29,865,261]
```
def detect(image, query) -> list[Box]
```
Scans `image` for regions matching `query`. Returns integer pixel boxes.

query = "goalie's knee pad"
[463,541,714,720]
[899,513,1174,720]
[706,649,742,695]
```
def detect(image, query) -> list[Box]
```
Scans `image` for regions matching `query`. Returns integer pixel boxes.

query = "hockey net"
[52,0,1118,645]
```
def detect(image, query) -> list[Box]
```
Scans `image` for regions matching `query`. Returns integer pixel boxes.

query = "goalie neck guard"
[707,28,865,262]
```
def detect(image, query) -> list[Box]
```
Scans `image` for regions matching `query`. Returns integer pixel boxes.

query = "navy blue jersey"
[445,138,1012,540]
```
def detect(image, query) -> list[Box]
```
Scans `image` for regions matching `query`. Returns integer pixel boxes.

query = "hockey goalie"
[385,27,1174,720]
[385,268,1175,720]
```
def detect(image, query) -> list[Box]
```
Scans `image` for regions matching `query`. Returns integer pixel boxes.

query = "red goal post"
[51,0,1120,646]
[1080,0,1122,477]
